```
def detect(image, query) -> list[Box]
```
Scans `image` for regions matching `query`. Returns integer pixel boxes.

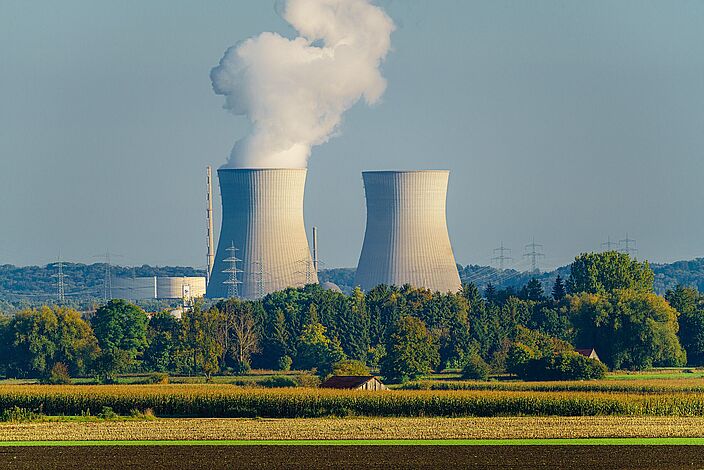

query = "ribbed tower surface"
[206,168,317,299]
[355,170,462,293]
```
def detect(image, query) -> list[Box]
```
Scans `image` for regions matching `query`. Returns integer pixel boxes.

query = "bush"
[461,353,490,381]
[0,406,41,422]
[233,361,251,375]
[277,355,292,372]
[98,406,118,419]
[259,376,298,388]
[295,374,321,388]
[45,362,72,385]
[332,360,370,377]
[142,372,169,385]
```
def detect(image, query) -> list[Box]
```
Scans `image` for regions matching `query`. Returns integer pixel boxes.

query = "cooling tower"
[354,170,462,293]
[206,168,317,299]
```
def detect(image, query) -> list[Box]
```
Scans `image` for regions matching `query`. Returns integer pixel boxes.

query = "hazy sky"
[1,0,703,270]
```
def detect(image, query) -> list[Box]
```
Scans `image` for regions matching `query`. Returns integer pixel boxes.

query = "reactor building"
[206,168,317,299]
[354,170,462,293]
[112,276,206,301]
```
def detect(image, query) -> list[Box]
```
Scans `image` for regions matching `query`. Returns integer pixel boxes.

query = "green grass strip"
[2,438,704,446]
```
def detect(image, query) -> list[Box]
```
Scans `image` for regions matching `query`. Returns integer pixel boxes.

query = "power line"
[491,242,513,270]
[295,259,316,285]
[619,233,638,258]
[601,236,619,251]
[251,257,270,300]
[523,237,545,273]
[93,250,122,302]
[222,241,242,298]
[52,254,67,304]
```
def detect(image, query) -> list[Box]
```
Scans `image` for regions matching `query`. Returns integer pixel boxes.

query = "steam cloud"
[210,0,394,168]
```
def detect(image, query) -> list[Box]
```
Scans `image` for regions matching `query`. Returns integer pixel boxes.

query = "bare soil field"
[1,445,704,469]
[3,416,704,441]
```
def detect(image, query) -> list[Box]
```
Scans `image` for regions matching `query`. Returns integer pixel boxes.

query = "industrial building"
[354,170,462,293]
[206,168,317,299]
[112,276,206,301]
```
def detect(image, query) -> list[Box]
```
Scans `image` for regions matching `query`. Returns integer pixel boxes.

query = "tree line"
[1,251,702,383]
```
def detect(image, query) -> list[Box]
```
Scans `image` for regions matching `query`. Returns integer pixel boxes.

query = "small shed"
[320,376,388,391]
[575,348,601,362]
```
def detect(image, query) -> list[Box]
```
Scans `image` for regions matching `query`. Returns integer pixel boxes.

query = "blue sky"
[1,0,703,270]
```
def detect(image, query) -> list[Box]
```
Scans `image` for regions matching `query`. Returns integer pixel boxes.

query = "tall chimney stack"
[312,226,319,274]
[206,166,215,286]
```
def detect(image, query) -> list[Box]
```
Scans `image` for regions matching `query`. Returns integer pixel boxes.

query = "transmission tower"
[523,237,545,273]
[295,259,316,285]
[619,233,638,258]
[492,242,513,270]
[222,242,242,298]
[601,237,619,251]
[251,257,270,299]
[93,250,121,302]
[52,255,67,304]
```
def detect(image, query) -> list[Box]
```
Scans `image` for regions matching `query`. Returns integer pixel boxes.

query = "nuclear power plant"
[206,168,317,299]
[354,170,462,293]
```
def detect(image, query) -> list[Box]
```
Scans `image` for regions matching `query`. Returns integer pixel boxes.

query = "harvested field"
[2,445,704,470]
[3,416,704,441]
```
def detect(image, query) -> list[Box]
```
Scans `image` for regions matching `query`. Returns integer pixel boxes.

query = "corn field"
[1,385,704,418]
[400,380,704,394]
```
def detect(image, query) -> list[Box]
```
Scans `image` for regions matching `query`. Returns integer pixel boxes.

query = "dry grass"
[2,416,704,441]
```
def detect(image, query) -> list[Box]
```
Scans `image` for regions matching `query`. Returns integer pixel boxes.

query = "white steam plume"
[210,0,394,168]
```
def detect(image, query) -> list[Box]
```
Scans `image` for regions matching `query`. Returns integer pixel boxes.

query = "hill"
[1,257,703,312]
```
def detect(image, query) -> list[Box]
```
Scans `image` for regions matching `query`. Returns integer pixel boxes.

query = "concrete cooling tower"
[206,168,317,299]
[354,170,462,293]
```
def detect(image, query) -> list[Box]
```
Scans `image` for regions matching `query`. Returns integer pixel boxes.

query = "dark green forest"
[2,252,703,384]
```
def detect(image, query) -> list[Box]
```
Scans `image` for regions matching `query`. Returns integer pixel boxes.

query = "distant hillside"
[2,257,703,312]
[0,263,205,306]
[321,258,704,296]
[652,258,704,294]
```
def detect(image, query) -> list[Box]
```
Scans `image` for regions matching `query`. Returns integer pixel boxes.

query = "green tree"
[552,275,567,301]
[5,306,98,378]
[567,251,654,294]
[666,285,704,365]
[221,299,261,373]
[520,278,545,302]
[91,300,148,379]
[461,352,490,380]
[144,311,180,372]
[182,304,223,380]
[570,290,686,370]
[296,322,346,377]
[380,316,439,383]
[332,359,370,376]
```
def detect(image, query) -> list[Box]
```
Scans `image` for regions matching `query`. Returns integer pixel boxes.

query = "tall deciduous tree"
[223,300,261,373]
[4,306,98,378]
[570,290,686,370]
[666,285,704,365]
[567,251,654,294]
[182,304,223,380]
[91,299,148,378]
[381,316,439,383]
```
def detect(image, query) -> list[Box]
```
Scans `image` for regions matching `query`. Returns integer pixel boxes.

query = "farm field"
[3,416,704,441]
[6,384,704,418]
[2,444,704,470]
